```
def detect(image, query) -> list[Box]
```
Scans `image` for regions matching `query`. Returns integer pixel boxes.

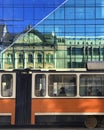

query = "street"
[0,128,103,130]
[0,126,103,130]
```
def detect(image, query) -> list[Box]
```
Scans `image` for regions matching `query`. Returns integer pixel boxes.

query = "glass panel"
[72,48,83,55]
[28,54,33,63]
[38,53,42,63]
[18,54,24,63]
[48,74,76,97]
[1,74,13,97]
[7,53,13,64]
[1,0,104,70]
[93,48,99,55]
[35,74,46,97]
[80,74,104,96]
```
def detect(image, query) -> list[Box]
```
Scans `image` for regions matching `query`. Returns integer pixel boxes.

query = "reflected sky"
[0,0,104,37]
[0,0,65,32]
[34,0,104,37]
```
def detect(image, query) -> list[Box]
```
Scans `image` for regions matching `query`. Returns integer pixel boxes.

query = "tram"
[0,62,104,128]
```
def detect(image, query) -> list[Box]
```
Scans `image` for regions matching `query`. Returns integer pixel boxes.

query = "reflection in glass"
[2,0,104,70]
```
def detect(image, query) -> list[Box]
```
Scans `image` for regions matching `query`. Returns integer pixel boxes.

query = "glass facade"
[0,0,104,69]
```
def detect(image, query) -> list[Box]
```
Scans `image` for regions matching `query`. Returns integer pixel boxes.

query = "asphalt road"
[0,127,103,130]
[0,128,103,130]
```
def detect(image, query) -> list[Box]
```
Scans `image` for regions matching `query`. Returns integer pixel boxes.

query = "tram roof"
[87,61,104,70]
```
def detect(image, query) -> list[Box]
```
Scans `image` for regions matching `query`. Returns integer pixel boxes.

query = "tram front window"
[1,74,13,97]
[35,74,46,97]
[80,74,104,96]
[48,74,76,97]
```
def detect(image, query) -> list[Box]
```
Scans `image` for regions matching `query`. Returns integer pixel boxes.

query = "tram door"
[15,71,32,125]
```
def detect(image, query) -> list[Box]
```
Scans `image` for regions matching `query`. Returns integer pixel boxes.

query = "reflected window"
[80,74,104,96]
[7,53,13,64]
[67,48,71,55]
[28,53,33,63]
[34,74,46,97]
[46,54,50,63]
[1,74,13,97]
[72,48,83,55]
[46,54,54,63]
[38,53,42,63]
[93,48,99,55]
[48,74,76,97]
[18,53,23,63]
[50,54,54,63]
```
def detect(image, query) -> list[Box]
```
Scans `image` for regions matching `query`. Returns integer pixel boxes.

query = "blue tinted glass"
[0,0,3,5]
[65,26,74,33]
[96,0,104,5]
[0,0,66,32]
[14,8,23,20]
[96,25,104,32]
[3,8,13,20]
[86,20,95,24]
[48,13,54,19]
[85,0,95,5]
[0,8,2,18]
[3,0,14,5]
[24,8,33,20]
[65,8,74,19]
[75,20,85,25]
[67,0,75,6]
[1,0,104,37]
[75,0,85,6]
[13,0,24,5]
[55,8,64,19]
[96,7,104,18]
[75,8,85,19]
[86,25,95,33]
[96,20,104,24]
[76,25,85,33]
[86,7,95,19]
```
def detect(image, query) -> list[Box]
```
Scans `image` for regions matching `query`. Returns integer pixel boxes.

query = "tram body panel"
[0,68,104,127]
[31,98,104,124]
[31,71,104,125]
[0,99,15,124]
[0,73,16,125]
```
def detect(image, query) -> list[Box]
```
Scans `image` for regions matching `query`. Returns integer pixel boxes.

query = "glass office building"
[0,0,104,69]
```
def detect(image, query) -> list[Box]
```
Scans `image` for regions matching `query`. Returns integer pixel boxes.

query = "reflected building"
[1,27,56,69]
[1,26,104,69]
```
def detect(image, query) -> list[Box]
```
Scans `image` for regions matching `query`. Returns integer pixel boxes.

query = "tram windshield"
[80,74,104,96]
[48,74,76,97]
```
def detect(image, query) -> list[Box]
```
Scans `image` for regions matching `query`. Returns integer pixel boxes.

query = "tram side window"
[48,74,76,97]
[35,74,46,97]
[80,74,104,96]
[1,74,13,97]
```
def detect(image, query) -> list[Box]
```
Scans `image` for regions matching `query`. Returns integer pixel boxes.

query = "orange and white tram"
[0,63,104,128]
[31,69,104,128]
